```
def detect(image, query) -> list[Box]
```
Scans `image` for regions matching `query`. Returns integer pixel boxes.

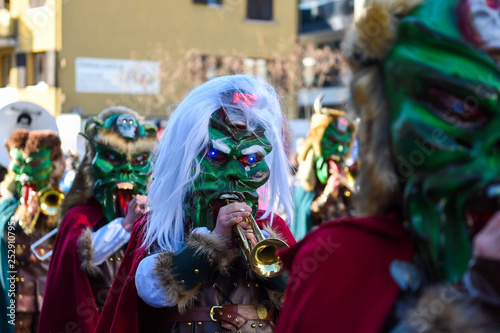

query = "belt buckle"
[209,306,223,322]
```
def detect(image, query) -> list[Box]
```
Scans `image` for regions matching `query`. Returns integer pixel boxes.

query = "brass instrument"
[29,187,64,261]
[221,193,289,278]
[38,187,65,216]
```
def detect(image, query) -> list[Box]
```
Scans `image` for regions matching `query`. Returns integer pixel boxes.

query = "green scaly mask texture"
[384,0,500,281]
[316,119,354,184]
[186,110,272,230]
[89,113,155,222]
[10,147,53,193]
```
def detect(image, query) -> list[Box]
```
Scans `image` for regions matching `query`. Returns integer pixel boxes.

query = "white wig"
[144,75,293,252]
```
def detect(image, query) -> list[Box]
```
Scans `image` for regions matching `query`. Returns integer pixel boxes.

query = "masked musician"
[38,107,156,333]
[277,0,500,332]
[292,96,356,240]
[95,75,295,333]
[0,129,64,333]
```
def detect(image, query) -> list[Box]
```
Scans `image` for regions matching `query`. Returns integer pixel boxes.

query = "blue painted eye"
[207,148,226,162]
[239,153,262,166]
[247,154,257,164]
[208,149,218,158]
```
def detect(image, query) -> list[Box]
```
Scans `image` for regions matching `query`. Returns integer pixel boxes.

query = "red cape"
[276,213,414,333]
[38,200,104,333]
[95,211,295,333]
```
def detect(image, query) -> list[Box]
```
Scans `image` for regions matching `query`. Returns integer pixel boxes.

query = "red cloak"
[95,211,295,333]
[276,213,414,333]
[38,200,104,333]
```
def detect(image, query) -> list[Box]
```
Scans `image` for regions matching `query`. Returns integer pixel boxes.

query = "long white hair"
[144,75,293,252]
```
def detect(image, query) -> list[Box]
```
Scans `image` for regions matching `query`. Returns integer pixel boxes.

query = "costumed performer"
[38,106,156,333]
[277,0,500,332]
[95,75,295,333]
[291,95,357,240]
[0,129,64,333]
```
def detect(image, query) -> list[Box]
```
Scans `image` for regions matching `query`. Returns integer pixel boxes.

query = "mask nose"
[225,159,246,184]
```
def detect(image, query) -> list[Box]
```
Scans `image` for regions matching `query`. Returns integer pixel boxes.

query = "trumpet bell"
[250,238,289,278]
[39,188,65,216]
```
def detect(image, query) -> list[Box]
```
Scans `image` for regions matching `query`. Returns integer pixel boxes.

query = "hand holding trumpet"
[213,202,257,246]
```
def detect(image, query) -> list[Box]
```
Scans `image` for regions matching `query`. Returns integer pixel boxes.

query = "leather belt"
[161,304,275,330]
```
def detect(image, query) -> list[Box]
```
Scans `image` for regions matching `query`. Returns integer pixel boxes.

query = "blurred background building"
[0,0,61,114]
[0,0,359,154]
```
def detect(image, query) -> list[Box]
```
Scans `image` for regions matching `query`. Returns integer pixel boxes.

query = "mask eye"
[206,148,227,162]
[427,88,489,128]
[131,153,149,165]
[103,151,123,164]
[239,153,262,166]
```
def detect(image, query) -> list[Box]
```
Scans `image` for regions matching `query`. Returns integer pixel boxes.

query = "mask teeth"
[21,183,36,206]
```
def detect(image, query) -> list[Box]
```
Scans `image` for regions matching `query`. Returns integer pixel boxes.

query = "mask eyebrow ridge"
[211,139,231,154]
[241,145,267,155]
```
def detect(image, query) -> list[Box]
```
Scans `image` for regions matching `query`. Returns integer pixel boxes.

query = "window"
[247,0,273,20]
[16,53,26,88]
[26,52,47,86]
[0,0,10,10]
[33,52,46,85]
[0,54,10,87]
[193,0,222,5]
[29,0,45,8]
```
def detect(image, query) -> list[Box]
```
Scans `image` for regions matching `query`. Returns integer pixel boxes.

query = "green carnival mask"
[384,0,500,281]
[186,108,272,230]
[86,112,156,222]
[10,147,53,194]
[316,115,354,184]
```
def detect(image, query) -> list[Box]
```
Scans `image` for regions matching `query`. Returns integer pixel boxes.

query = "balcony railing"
[0,9,16,40]
[299,0,354,34]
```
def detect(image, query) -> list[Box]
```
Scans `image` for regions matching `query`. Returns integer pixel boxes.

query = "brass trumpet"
[221,193,289,278]
[38,187,65,216]
[29,187,64,261]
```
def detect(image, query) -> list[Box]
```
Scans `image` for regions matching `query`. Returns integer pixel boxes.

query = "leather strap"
[212,304,248,329]
[161,304,275,330]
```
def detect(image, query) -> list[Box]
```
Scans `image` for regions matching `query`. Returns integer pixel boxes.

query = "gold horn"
[221,193,289,278]
[38,187,65,216]
[29,187,64,261]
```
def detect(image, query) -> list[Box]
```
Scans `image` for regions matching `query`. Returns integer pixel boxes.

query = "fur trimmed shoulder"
[395,285,500,332]
[185,231,240,274]
[153,252,201,314]
[78,227,101,277]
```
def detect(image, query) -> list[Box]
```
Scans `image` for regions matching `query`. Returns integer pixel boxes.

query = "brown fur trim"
[153,252,202,314]
[351,68,401,215]
[342,0,424,72]
[262,224,288,246]
[78,227,101,277]
[341,0,425,216]
[94,131,156,159]
[185,232,240,275]
[397,285,500,332]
